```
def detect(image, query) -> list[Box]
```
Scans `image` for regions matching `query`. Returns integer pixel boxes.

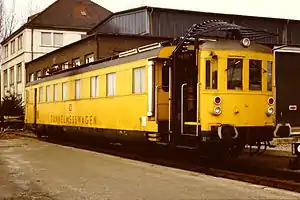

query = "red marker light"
[214,96,222,105]
[268,97,274,105]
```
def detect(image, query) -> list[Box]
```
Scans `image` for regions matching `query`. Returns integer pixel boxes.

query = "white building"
[0,0,112,101]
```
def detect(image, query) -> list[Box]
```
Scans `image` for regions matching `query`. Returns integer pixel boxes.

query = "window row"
[205,58,272,91]
[37,67,145,103]
[4,34,23,58]
[28,53,95,82]
[3,63,22,86]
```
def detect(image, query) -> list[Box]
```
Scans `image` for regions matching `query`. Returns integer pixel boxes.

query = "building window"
[36,70,42,80]
[53,84,58,101]
[29,73,35,82]
[249,59,262,90]
[85,53,94,64]
[46,85,51,102]
[10,67,14,84]
[90,76,99,97]
[62,82,67,100]
[267,61,272,91]
[75,80,81,99]
[17,63,22,82]
[62,61,69,70]
[4,70,8,86]
[133,67,145,94]
[18,34,23,50]
[106,73,116,96]
[41,32,52,46]
[72,58,80,67]
[227,58,243,90]
[39,87,43,103]
[11,40,15,54]
[54,33,63,47]
[4,44,8,57]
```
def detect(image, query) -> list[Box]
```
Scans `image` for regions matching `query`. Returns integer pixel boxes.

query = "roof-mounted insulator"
[138,42,161,52]
[119,48,138,58]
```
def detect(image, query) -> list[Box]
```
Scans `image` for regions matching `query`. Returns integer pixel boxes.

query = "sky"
[5,0,300,29]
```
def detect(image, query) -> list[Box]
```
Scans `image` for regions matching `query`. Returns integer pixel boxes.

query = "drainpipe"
[31,27,34,61]
[96,34,100,60]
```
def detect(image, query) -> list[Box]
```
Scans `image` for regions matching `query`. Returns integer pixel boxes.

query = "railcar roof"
[26,47,163,87]
[26,39,272,87]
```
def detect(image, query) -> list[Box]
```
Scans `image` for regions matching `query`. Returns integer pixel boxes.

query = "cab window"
[205,60,211,89]
[249,59,262,90]
[227,58,243,90]
[205,60,218,89]
[267,61,272,91]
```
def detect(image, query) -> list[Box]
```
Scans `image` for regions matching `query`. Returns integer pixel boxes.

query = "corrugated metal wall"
[96,9,149,35]
[288,20,300,45]
[93,7,300,45]
[150,10,285,45]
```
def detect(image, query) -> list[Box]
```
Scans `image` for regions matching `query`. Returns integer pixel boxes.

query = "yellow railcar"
[25,21,290,156]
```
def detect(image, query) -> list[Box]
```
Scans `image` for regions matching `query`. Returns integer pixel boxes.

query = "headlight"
[213,106,222,115]
[241,38,251,47]
[266,107,274,116]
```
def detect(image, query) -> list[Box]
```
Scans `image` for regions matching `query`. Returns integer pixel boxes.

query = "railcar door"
[154,59,170,122]
[171,50,199,137]
[275,50,300,129]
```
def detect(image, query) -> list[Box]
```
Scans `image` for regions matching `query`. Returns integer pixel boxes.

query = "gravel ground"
[0,138,300,200]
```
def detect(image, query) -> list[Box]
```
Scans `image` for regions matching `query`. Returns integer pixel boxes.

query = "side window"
[267,61,272,91]
[53,84,58,101]
[249,59,262,90]
[39,87,43,103]
[162,61,169,92]
[133,67,145,94]
[227,58,243,90]
[62,82,67,101]
[106,73,116,96]
[46,85,51,102]
[90,76,99,97]
[75,79,81,99]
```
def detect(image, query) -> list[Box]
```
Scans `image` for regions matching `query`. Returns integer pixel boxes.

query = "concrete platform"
[0,138,300,200]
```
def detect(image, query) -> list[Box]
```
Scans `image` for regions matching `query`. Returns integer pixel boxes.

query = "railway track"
[16,133,300,193]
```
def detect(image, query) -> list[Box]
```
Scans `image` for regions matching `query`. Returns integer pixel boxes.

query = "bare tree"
[0,0,18,41]
[20,0,41,24]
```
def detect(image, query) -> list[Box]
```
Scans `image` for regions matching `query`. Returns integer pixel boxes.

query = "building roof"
[88,5,292,35]
[1,0,112,45]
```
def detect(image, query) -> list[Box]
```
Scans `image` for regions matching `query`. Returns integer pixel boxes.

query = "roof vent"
[81,11,87,16]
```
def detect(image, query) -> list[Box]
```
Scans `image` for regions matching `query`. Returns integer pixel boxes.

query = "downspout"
[31,27,34,61]
[96,34,100,60]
